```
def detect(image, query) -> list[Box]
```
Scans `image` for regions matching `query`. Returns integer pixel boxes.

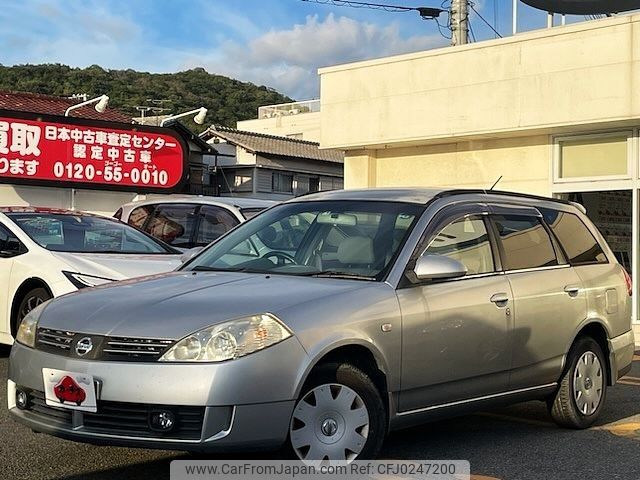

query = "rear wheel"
[287,363,386,461]
[549,336,607,429]
[12,287,51,336]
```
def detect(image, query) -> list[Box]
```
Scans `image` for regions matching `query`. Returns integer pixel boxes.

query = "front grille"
[35,328,173,361]
[101,337,173,361]
[36,328,74,353]
[23,390,204,440]
[29,390,73,425]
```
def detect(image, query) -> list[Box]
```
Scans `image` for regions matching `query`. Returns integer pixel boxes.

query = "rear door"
[488,205,587,390]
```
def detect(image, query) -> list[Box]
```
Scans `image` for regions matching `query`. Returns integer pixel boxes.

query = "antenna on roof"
[489,175,503,191]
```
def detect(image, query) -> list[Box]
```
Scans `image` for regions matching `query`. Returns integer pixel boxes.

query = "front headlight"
[16,302,48,348]
[159,313,292,362]
[63,271,115,289]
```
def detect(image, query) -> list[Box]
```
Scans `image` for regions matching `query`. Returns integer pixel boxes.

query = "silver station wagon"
[8,188,636,461]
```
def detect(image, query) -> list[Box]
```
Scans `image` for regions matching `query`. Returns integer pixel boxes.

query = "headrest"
[337,236,374,265]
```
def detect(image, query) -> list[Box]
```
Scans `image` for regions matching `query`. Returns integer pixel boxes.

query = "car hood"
[51,251,182,280]
[38,272,371,339]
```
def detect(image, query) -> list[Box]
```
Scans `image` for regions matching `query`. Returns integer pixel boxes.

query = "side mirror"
[180,246,204,263]
[413,255,467,281]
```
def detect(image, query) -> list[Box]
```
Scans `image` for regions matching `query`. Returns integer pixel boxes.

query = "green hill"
[0,64,293,130]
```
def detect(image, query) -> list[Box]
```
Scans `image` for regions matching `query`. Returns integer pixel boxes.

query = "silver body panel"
[8,188,635,453]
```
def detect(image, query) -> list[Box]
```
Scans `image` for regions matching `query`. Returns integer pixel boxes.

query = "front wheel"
[549,336,607,429]
[13,287,51,336]
[287,363,386,461]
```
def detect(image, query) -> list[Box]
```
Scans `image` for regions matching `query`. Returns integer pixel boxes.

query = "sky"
[0,0,607,100]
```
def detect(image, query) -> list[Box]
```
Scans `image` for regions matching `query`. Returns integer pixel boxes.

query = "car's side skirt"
[388,383,558,431]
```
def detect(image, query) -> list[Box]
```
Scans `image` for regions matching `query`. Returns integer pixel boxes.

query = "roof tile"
[203,125,344,164]
[0,90,132,123]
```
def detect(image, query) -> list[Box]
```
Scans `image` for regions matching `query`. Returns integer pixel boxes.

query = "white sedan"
[0,207,183,345]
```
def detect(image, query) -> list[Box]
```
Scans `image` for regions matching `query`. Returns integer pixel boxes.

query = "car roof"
[0,206,98,216]
[120,196,276,210]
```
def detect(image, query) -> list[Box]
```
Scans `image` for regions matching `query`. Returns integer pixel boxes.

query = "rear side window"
[195,206,239,246]
[493,215,558,270]
[145,204,197,248]
[127,205,154,229]
[540,208,607,265]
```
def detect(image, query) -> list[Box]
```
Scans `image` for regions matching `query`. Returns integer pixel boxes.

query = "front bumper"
[8,338,308,452]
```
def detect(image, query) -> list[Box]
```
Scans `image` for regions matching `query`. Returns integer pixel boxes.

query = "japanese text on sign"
[0,115,186,191]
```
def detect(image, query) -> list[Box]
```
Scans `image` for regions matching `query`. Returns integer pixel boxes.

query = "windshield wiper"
[303,271,376,281]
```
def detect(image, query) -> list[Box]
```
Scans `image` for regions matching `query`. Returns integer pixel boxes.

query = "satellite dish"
[521,0,640,14]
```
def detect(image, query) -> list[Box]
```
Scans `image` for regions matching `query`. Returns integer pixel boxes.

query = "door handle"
[564,285,580,297]
[490,293,509,306]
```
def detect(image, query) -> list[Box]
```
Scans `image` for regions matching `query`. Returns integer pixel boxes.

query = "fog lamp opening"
[149,410,176,432]
[16,389,30,410]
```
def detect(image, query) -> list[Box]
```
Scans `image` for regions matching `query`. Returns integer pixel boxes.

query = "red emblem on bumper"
[54,375,87,406]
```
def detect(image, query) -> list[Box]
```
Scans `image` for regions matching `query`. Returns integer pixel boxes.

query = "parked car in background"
[114,196,275,251]
[0,207,182,345]
[8,189,635,461]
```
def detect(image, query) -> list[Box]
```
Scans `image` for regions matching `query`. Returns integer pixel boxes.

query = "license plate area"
[42,368,98,413]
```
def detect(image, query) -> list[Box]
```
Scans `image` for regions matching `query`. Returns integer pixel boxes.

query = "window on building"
[540,208,607,266]
[424,217,495,275]
[272,172,294,193]
[309,177,320,193]
[493,215,558,270]
[233,173,253,191]
[558,135,629,179]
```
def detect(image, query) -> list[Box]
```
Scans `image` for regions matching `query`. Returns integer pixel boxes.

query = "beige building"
[316,14,640,332]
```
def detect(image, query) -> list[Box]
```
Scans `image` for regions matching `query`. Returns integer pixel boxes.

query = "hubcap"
[573,351,603,416]
[290,383,370,461]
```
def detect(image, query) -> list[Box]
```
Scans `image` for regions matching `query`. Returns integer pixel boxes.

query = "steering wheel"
[262,251,296,266]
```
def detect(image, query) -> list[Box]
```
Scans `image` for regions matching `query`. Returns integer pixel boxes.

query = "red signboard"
[0,110,188,193]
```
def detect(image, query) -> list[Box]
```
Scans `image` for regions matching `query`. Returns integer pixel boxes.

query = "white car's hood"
[51,251,182,280]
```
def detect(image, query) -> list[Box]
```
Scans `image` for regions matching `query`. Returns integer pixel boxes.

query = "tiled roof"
[0,90,132,123]
[202,125,344,164]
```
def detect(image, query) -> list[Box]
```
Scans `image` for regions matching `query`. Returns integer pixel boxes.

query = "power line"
[469,2,502,38]
[300,0,444,18]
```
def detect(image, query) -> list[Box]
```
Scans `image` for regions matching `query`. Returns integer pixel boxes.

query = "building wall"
[319,14,640,152]
[345,135,552,195]
[238,112,321,143]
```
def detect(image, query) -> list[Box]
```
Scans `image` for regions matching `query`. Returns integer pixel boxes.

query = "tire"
[12,287,51,336]
[549,336,607,429]
[286,362,386,461]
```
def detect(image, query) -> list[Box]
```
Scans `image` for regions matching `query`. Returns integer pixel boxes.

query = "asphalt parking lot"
[1,347,639,480]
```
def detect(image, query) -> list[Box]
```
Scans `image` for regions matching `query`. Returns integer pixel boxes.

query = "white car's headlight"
[159,313,292,362]
[63,271,115,289]
[16,302,48,348]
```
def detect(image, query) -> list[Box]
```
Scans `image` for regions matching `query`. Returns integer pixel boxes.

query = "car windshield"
[184,200,424,280]
[7,213,177,254]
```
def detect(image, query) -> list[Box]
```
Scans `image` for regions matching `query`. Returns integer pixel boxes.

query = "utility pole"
[451,0,469,46]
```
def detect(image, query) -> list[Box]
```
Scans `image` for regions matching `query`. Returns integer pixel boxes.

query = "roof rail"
[433,189,573,207]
